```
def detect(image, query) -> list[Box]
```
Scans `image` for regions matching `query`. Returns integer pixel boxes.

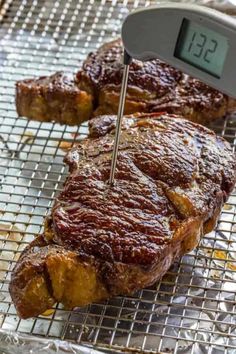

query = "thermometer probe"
[109,3,236,185]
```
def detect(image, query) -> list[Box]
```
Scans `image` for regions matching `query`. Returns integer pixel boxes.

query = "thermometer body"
[122,4,236,98]
[109,4,236,184]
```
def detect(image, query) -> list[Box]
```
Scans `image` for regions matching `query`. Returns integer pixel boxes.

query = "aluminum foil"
[0,329,105,353]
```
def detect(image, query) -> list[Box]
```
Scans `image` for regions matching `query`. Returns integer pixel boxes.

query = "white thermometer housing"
[122,3,236,98]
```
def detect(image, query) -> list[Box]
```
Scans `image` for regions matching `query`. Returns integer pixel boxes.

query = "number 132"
[188,32,218,63]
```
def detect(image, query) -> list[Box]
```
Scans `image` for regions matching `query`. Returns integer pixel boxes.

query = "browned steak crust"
[79,39,236,123]
[16,39,236,125]
[10,113,236,318]
[16,72,93,125]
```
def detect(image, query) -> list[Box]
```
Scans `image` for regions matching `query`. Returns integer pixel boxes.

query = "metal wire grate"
[0,1,236,353]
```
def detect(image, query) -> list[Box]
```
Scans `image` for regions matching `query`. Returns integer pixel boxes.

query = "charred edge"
[43,262,55,301]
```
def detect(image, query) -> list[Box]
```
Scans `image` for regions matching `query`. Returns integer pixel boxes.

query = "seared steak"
[9,113,236,318]
[16,39,236,126]
[16,72,93,126]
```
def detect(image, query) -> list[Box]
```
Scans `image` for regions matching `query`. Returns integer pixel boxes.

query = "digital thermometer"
[122,3,236,97]
[109,4,236,185]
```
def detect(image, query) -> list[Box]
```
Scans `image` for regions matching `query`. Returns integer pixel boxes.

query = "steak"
[16,39,236,126]
[16,72,93,126]
[9,113,236,319]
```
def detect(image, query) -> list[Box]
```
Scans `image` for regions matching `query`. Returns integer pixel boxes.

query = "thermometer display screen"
[174,19,229,78]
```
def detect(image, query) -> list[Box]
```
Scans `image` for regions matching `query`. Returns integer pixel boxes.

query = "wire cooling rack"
[0,1,236,353]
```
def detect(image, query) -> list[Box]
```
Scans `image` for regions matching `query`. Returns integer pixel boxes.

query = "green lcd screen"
[174,19,229,78]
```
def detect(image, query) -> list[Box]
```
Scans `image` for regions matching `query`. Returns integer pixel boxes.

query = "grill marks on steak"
[16,39,236,126]
[9,114,236,319]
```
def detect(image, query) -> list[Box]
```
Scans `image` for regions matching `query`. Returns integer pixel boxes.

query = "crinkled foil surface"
[0,329,105,353]
[0,1,235,353]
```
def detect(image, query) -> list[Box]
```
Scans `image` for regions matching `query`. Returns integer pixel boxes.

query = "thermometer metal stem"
[109,62,130,185]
